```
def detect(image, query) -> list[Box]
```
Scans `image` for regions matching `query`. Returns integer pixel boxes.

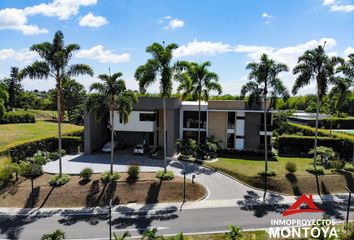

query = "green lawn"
[14,109,59,120]
[0,120,83,151]
[166,230,269,240]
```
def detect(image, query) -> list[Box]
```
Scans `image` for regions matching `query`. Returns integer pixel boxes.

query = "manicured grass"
[166,230,269,240]
[14,109,59,120]
[205,156,354,195]
[0,120,83,151]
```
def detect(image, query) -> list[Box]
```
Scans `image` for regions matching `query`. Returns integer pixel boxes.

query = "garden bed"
[0,173,207,208]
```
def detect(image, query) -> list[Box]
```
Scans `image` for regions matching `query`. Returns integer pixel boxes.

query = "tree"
[41,229,65,240]
[224,225,244,240]
[135,42,178,172]
[19,31,94,178]
[113,231,131,240]
[19,161,43,192]
[241,53,289,198]
[142,228,163,240]
[0,82,8,120]
[292,45,339,172]
[309,146,336,167]
[175,61,222,153]
[3,67,22,110]
[328,77,352,116]
[86,72,137,174]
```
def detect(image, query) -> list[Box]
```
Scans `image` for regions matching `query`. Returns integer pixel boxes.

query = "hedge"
[278,135,353,160]
[0,112,35,124]
[307,118,354,129]
[0,135,83,162]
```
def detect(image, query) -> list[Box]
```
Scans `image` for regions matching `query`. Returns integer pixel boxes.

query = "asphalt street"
[1,200,353,239]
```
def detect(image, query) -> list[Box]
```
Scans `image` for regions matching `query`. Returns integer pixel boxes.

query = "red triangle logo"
[282,194,325,216]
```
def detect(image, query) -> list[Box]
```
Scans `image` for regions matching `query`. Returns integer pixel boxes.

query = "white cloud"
[322,0,354,12]
[79,12,108,27]
[0,48,38,62]
[24,0,97,20]
[0,8,48,35]
[0,0,98,35]
[344,47,354,56]
[261,12,275,24]
[159,16,184,30]
[173,40,231,58]
[76,45,130,63]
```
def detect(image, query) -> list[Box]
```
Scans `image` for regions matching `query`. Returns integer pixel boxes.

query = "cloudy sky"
[0,0,353,95]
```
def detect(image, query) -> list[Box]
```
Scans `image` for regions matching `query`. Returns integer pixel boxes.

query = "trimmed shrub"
[344,164,354,172]
[49,174,70,186]
[331,160,345,170]
[0,135,82,162]
[285,162,297,173]
[100,171,120,183]
[0,157,14,186]
[0,112,35,124]
[257,169,277,177]
[156,170,174,180]
[128,165,140,179]
[80,168,93,181]
[306,165,325,175]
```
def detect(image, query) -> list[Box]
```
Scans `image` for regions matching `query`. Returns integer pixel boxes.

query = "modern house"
[84,97,273,157]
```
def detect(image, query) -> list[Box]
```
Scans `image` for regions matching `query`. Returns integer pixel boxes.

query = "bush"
[48,150,66,161]
[156,170,174,180]
[344,164,354,172]
[0,157,14,186]
[128,165,140,179]
[257,169,277,177]
[285,162,297,173]
[100,171,120,183]
[49,174,70,186]
[0,112,35,124]
[0,135,82,162]
[306,165,325,175]
[80,168,93,181]
[331,160,345,170]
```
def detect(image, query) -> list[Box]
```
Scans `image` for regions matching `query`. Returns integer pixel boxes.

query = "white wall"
[113,111,156,132]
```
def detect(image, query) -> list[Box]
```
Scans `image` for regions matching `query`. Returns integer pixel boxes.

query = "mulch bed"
[0,173,207,208]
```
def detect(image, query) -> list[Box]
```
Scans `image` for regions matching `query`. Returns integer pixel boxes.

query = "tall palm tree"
[135,42,178,172]
[340,53,354,79]
[41,229,65,240]
[328,77,352,116]
[87,72,137,174]
[19,31,94,178]
[241,53,289,198]
[175,61,222,153]
[292,45,339,172]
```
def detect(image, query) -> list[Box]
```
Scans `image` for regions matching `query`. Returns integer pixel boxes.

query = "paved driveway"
[43,151,266,200]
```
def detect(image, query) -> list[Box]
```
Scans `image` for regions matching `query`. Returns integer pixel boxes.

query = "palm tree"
[328,77,352,117]
[224,225,244,240]
[135,42,178,172]
[340,53,354,79]
[86,72,137,174]
[113,231,131,240]
[41,229,65,240]
[142,228,163,240]
[292,45,339,172]
[175,61,222,155]
[241,53,289,198]
[19,31,94,178]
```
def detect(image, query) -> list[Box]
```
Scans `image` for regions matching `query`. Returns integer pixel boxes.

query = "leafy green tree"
[113,231,131,240]
[19,161,43,192]
[3,67,22,110]
[19,31,94,177]
[224,225,244,240]
[87,72,137,174]
[309,146,336,166]
[0,82,8,120]
[175,61,222,151]
[41,229,65,240]
[241,53,289,198]
[135,42,178,172]
[292,45,339,171]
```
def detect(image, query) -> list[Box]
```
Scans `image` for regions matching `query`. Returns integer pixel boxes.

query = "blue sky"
[0,0,353,95]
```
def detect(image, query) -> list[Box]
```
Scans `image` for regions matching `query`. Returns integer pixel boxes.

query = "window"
[228,112,235,129]
[183,111,207,129]
[119,113,123,123]
[156,110,159,127]
[140,113,156,121]
[260,113,272,124]
[227,133,235,148]
[260,136,271,145]
[183,131,206,142]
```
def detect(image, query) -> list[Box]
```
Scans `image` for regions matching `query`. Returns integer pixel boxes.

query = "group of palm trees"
[19,31,354,185]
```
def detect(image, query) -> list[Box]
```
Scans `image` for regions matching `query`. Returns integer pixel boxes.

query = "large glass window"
[140,113,156,121]
[260,136,271,145]
[228,112,235,129]
[183,131,206,142]
[183,111,207,129]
